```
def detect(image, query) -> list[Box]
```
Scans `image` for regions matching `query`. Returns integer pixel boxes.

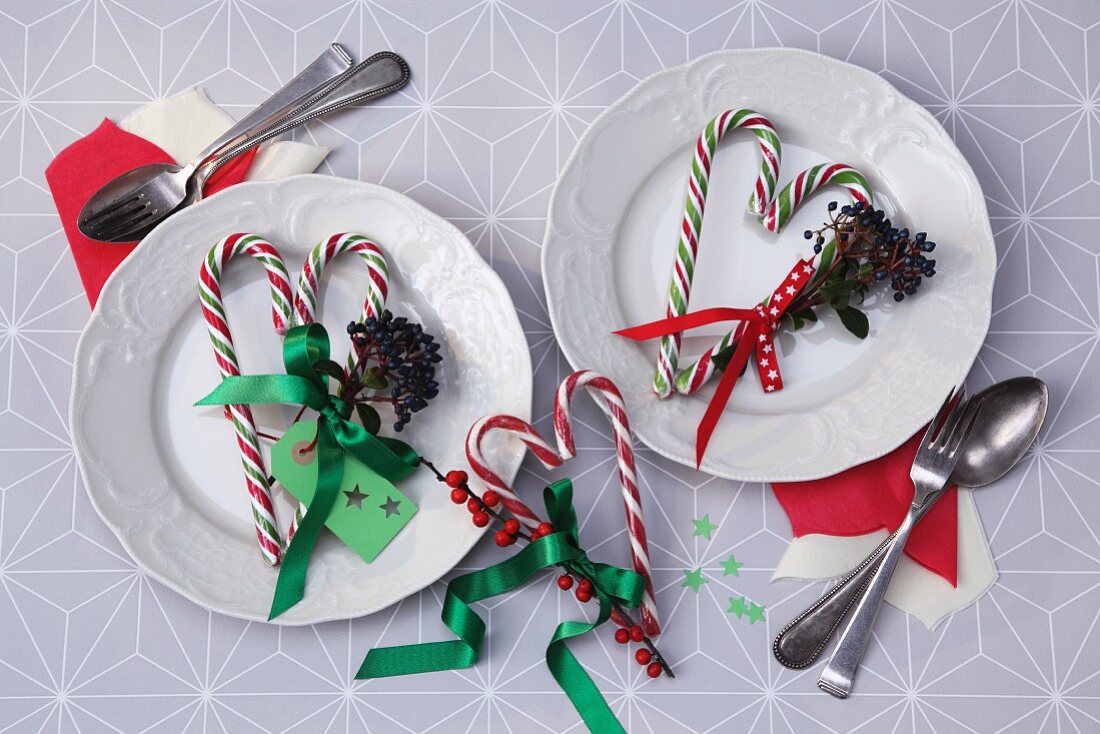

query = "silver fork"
[817,388,983,698]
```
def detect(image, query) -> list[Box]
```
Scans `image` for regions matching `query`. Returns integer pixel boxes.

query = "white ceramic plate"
[543,49,994,481]
[71,175,531,624]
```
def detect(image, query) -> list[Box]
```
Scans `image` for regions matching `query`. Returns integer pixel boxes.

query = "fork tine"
[919,388,958,448]
[82,193,143,226]
[946,398,984,457]
[96,208,156,241]
[933,388,970,450]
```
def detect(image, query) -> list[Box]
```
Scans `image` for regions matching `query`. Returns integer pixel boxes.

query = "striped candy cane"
[554,370,660,637]
[465,414,563,530]
[654,109,782,399]
[199,233,295,566]
[287,232,392,537]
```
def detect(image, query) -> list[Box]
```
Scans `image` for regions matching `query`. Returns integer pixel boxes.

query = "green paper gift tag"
[272,420,417,564]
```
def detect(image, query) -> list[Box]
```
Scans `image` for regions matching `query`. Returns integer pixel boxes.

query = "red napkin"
[772,428,958,586]
[46,119,257,307]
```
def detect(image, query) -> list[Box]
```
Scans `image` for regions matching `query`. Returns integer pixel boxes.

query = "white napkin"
[119,88,328,179]
[773,488,996,629]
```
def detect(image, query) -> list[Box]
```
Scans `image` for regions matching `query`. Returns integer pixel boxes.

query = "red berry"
[481,490,500,507]
[614,628,630,644]
[466,498,480,513]
[449,488,468,504]
[575,588,592,603]
[503,519,520,535]
[635,649,651,665]
[577,577,592,592]
[494,530,514,547]
[536,522,553,536]
[629,625,644,643]
[445,470,468,488]
[646,662,662,679]
[557,574,574,591]
[472,511,490,528]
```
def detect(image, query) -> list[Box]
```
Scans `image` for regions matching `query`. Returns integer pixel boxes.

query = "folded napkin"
[773,488,996,629]
[772,429,958,585]
[46,88,329,307]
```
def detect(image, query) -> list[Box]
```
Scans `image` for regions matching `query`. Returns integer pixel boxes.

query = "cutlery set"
[78,44,409,243]
[775,377,1048,696]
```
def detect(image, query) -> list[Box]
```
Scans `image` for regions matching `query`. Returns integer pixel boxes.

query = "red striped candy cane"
[288,232,393,537]
[198,233,295,566]
[465,414,563,530]
[654,109,782,399]
[554,370,660,637]
[760,163,871,233]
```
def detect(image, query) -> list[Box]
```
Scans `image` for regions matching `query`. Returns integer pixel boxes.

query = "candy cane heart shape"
[654,109,782,400]
[198,233,295,566]
[760,163,872,233]
[554,370,660,637]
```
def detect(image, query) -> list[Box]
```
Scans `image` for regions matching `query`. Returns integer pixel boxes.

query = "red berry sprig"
[420,458,673,679]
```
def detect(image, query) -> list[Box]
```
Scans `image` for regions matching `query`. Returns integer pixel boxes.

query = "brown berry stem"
[420,457,674,679]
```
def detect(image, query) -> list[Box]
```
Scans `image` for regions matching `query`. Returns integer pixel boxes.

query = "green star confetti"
[725,595,766,624]
[682,568,707,592]
[720,555,743,577]
[727,595,747,618]
[692,514,718,540]
[747,602,766,624]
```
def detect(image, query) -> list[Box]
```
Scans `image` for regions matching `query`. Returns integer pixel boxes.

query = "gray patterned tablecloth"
[2,1,1098,732]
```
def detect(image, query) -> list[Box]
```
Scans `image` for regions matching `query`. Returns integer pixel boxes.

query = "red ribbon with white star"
[615,258,815,466]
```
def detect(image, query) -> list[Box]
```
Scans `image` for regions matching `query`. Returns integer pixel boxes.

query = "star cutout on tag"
[727,595,746,617]
[682,569,707,592]
[379,496,402,517]
[692,514,718,540]
[271,421,417,565]
[344,485,368,510]
[720,555,743,577]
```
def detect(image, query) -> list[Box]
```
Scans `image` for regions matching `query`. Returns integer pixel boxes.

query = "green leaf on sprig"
[355,403,381,435]
[712,343,750,375]
[314,359,347,388]
[835,304,869,339]
[784,308,818,331]
[363,367,388,390]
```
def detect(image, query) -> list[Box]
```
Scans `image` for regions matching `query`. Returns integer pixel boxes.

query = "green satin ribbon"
[195,323,420,619]
[357,479,645,734]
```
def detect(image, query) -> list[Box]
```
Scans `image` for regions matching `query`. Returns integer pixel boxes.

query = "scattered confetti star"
[747,602,766,624]
[379,496,402,517]
[727,595,747,618]
[682,568,707,592]
[343,485,368,510]
[692,514,718,540]
[720,555,743,577]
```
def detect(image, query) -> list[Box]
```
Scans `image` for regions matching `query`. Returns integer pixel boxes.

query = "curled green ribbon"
[195,323,420,619]
[357,479,645,734]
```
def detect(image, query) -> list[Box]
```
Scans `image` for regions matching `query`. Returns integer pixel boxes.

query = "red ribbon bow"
[615,259,816,466]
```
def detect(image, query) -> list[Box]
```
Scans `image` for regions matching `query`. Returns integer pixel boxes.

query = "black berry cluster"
[345,309,442,431]
[804,201,937,303]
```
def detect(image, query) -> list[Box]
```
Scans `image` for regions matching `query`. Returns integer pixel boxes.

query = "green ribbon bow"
[357,479,645,734]
[195,323,420,619]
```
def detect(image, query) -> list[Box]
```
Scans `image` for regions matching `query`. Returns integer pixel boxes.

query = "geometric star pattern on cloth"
[4,2,1100,733]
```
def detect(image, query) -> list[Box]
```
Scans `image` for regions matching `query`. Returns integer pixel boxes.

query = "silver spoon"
[773,376,1048,670]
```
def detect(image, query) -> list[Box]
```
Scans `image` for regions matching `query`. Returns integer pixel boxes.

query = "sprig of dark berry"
[787,200,940,338]
[343,309,442,432]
